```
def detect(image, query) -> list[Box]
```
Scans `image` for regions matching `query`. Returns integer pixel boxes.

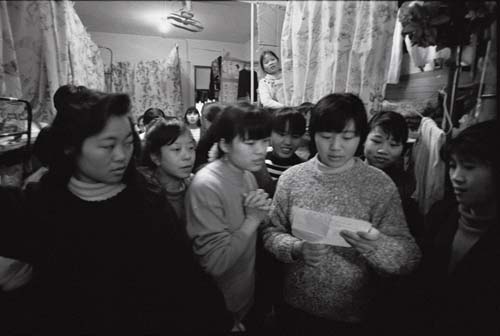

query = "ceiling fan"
[167,1,204,33]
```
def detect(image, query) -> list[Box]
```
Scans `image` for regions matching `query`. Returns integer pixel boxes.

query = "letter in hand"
[339,227,380,254]
[300,241,330,267]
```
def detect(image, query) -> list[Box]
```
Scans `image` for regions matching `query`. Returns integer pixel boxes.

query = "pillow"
[381,96,439,118]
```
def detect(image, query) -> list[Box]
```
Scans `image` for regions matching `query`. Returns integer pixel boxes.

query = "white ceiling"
[73,1,252,43]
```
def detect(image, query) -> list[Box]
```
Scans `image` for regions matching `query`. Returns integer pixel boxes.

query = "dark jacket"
[0,176,232,335]
[419,199,500,336]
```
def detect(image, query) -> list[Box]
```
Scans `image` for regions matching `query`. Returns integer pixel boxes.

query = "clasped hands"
[243,189,272,223]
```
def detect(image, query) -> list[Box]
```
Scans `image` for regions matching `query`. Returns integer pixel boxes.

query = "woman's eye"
[370,139,381,144]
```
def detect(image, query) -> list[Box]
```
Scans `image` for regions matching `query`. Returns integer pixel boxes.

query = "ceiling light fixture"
[166,0,204,33]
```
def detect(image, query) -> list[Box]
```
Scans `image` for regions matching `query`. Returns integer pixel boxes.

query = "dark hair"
[45,84,140,187]
[272,107,306,136]
[368,111,409,151]
[139,108,165,128]
[198,102,272,160]
[184,106,201,127]
[260,50,280,75]
[32,126,54,166]
[440,120,497,173]
[201,102,225,123]
[143,117,191,168]
[298,102,314,114]
[309,93,368,156]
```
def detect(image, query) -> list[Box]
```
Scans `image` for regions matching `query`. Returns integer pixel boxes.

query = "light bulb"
[158,17,170,34]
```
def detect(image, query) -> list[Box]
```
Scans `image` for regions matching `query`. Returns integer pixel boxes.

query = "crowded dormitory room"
[0,1,497,335]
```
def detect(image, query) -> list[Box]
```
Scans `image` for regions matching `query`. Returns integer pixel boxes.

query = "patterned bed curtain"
[111,47,183,120]
[0,0,104,125]
[281,1,398,114]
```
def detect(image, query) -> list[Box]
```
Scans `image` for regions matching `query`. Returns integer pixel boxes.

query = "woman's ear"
[150,152,161,166]
[219,138,230,154]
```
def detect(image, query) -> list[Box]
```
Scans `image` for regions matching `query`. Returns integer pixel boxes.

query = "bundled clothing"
[186,159,259,321]
[412,117,446,216]
[237,68,258,102]
[262,157,421,323]
[0,175,231,334]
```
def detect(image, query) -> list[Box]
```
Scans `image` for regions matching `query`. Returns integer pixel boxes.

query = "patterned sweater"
[262,157,421,322]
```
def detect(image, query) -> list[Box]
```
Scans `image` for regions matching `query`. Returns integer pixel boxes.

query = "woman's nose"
[329,138,341,150]
[450,168,465,183]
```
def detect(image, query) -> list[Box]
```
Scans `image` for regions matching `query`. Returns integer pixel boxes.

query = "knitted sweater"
[262,157,421,322]
[185,159,259,320]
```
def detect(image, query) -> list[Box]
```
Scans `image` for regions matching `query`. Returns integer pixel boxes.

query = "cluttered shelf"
[0,97,36,186]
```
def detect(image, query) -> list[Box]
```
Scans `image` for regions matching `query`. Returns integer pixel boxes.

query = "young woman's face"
[155,131,196,179]
[449,154,495,209]
[271,121,302,159]
[314,120,360,169]
[75,115,134,184]
[186,111,200,126]
[364,126,404,170]
[223,134,270,172]
[262,53,281,75]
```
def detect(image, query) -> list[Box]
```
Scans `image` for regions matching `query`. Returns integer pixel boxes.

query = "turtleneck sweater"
[263,156,421,322]
[185,158,259,321]
[67,176,126,201]
[448,205,494,272]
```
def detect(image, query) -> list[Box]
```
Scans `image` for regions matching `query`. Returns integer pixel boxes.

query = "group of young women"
[0,67,497,335]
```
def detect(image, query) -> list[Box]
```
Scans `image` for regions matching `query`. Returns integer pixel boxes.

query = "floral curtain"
[281,1,398,114]
[0,0,104,125]
[111,47,183,120]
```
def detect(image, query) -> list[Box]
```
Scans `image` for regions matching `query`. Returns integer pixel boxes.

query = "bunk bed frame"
[0,97,33,185]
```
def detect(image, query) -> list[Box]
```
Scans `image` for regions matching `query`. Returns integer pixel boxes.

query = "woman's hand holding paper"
[339,227,381,254]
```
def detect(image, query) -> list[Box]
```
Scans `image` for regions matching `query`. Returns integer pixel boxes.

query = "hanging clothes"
[208,56,222,101]
[237,67,258,102]
[411,117,446,216]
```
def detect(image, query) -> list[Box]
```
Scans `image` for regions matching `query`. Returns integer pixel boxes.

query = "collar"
[68,176,126,201]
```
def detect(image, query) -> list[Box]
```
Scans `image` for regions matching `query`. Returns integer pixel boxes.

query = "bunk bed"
[0,97,33,186]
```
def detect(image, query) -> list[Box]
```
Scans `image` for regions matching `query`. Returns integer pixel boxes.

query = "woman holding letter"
[262,93,421,336]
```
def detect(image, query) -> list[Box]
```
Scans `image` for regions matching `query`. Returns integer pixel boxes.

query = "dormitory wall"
[89,31,249,113]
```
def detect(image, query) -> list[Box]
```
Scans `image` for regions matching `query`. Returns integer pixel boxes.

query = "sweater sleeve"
[185,181,255,278]
[362,187,422,276]
[258,79,284,109]
[261,175,301,263]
